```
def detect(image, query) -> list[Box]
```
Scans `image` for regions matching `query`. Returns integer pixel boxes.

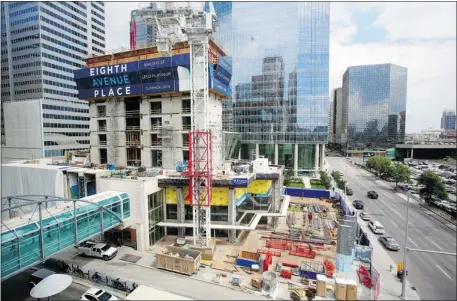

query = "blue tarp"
[283,187,330,199]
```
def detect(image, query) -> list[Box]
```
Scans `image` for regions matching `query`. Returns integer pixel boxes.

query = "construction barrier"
[283,187,330,199]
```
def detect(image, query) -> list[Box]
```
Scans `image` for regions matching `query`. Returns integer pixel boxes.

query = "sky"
[105,1,456,133]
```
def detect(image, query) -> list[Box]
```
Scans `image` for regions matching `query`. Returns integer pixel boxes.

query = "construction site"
[0,3,376,301]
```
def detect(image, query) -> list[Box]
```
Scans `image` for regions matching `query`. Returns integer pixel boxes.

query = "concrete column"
[176,187,185,238]
[238,148,241,160]
[274,144,279,165]
[410,148,414,159]
[228,188,237,243]
[162,190,167,236]
[314,144,320,172]
[294,144,299,177]
[320,144,325,171]
[255,143,260,159]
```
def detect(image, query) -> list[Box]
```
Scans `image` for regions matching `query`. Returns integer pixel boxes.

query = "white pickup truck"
[77,241,118,261]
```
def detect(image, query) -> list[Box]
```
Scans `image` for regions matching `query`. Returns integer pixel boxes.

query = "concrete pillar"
[320,144,325,171]
[255,143,260,159]
[163,190,167,236]
[228,188,237,243]
[294,144,298,177]
[238,148,241,160]
[410,148,414,159]
[314,144,320,172]
[274,144,279,165]
[176,187,185,238]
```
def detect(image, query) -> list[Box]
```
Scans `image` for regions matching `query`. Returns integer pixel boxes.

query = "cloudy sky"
[105,1,456,133]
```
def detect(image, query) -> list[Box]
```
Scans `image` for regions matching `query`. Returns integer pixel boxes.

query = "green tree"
[418,170,448,201]
[391,163,411,188]
[331,170,341,182]
[283,169,294,186]
[319,171,332,190]
[337,179,347,190]
[366,156,393,179]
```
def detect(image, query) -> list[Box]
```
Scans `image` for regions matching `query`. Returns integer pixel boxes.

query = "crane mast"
[139,2,217,247]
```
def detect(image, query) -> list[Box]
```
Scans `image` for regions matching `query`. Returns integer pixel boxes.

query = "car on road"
[378,236,400,251]
[346,187,353,195]
[81,287,118,301]
[29,268,55,290]
[360,211,371,221]
[353,200,364,210]
[367,191,378,199]
[368,221,385,235]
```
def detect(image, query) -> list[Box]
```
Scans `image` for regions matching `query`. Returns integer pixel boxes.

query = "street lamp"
[400,187,410,299]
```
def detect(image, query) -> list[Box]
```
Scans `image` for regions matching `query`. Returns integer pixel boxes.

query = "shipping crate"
[155,246,201,276]
[235,250,261,268]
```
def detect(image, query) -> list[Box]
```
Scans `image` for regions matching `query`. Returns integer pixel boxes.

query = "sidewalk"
[344,200,421,300]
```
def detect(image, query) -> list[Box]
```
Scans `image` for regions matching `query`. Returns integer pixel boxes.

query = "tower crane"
[138,2,217,247]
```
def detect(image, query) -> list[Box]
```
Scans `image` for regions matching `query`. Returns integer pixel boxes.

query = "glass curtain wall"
[259,144,275,164]
[148,191,164,245]
[211,2,330,159]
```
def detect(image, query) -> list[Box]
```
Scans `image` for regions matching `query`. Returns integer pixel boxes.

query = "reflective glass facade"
[343,64,407,149]
[210,2,330,170]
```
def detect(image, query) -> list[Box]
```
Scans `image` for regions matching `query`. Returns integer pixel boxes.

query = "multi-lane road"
[327,156,457,301]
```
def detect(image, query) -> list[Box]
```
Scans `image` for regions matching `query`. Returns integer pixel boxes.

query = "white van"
[368,221,385,235]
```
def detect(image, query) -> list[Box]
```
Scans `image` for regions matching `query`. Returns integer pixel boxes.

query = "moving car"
[81,287,118,301]
[367,191,378,199]
[378,236,400,251]
[29,268,55,290]
[353,200,364,210]
[346,187,353,196]
[77,241,118,261]
[360,211,371,221]
[368,221,385,235]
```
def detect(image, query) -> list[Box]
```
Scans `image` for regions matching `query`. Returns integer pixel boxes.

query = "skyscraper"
[441,109,456,131]
[211,2,330,175]
[343,64,407,150]
[1,1,105,162]
[130,4,157,49]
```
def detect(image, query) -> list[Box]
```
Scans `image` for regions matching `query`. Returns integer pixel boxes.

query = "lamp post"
[400,188,410,299]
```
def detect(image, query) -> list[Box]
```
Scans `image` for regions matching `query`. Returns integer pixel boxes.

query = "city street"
[1,268,88,301]
[327,156,457,300]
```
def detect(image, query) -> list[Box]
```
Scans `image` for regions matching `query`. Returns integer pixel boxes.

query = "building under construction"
[77,40,228,170]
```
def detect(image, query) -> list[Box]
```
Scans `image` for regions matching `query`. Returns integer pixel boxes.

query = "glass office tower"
[210,2,330,175]
[343,64,408,150]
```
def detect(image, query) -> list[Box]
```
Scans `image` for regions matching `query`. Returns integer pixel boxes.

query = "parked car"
[367,191,378,199]
[77,241,118,261]
[346,187,353,195]
[29,268,55,291]
[368,221,385,235]
[360,211,372,221]
[378,236,400,251]
[353,200,364,210]
[81,287,118,301]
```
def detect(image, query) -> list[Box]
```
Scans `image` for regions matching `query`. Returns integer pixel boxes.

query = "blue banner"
[218,55,232,74]
[139,57,171,70]
[213,66,231,86]
[74,61,139,79]
[212,77,231,96]
[232,178,248,187]
[78,84,143,99]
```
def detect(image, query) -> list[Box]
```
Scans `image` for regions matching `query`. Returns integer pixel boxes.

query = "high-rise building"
[211,2,330,175]
[343,63,407,150]
[130,4,157,49]
[330,87,347,147]
[1,1,105,162]
[441,109,456,131]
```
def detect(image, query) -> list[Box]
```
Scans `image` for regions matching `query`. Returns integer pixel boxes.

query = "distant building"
[441,109,456,131]
[1,2,106,162]
[329,87,347,147]
[343,64,408,150]
[130,5,157,49]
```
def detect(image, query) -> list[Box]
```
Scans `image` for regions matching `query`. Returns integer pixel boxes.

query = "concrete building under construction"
[76,40,230,170]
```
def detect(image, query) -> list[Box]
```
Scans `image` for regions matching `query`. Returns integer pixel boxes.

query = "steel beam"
[38,202,45,260]
[73,201,78,245]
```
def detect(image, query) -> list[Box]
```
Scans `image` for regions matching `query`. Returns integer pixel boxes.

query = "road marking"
[391,220,398,227]
[430,239,443,251]
[436,264,452,280]
[408,237,418,247]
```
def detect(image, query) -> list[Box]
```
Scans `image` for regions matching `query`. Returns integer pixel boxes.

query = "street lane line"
[430,239,443,251]
[391,220,398,227]
[436,264,452,280]
[408,237,418,247]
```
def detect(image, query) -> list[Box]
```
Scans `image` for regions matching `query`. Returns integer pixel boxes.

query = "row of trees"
[331,170,346,190]
[366,156,448,200]
[366,156,411,188]
[319,171,332,190]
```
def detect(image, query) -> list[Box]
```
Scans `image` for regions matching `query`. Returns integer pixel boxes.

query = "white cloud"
[330,2,456,133]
